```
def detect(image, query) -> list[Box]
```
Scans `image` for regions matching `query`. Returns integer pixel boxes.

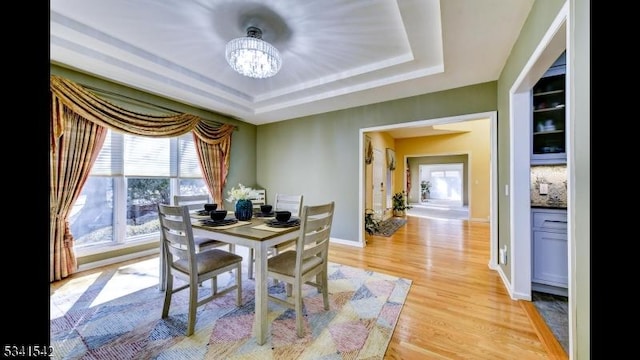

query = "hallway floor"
[407,199,469,220]
[532,291,569,354]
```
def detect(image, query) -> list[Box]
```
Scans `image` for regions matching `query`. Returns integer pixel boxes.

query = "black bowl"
[210,210,227,221]
[260,204,273,214]
[204,203,217,212]
[275,210,291,222]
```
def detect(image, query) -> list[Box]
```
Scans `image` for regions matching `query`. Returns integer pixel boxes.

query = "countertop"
[531,205,567,210]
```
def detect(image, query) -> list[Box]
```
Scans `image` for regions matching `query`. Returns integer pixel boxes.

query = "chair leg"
[321,271,329,310]
[186,280,199,336]
[212,276,217,295]
[161,275,173,318]
[295,281,304,338]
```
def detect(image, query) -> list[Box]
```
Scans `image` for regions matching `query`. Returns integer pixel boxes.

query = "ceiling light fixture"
[225,26,282,79]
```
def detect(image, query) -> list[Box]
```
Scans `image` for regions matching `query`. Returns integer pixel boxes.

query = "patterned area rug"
[373,217,407,237]
[50,258,411,359]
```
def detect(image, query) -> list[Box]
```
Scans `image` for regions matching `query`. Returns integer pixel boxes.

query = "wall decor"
[386,148,396,170]
[365,135,373,164]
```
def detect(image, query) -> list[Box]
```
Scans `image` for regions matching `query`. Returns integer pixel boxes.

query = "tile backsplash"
[530,165,567,208]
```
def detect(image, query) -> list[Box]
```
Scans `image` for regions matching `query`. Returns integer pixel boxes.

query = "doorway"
[419,163,463,206]
[358,111,498,266]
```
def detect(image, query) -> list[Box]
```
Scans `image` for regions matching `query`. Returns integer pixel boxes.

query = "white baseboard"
[329,237,363,248]
[77,248,159,272]
[493,263,529,301]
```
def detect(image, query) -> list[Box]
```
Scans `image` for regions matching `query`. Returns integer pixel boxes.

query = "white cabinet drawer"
[532,230,568,287]
[532,210,567,231]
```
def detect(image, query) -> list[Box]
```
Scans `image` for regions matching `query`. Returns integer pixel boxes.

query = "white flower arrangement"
[226,183,253,202]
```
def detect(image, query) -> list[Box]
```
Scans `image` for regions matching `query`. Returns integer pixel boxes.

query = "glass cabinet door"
[532,73,566,164]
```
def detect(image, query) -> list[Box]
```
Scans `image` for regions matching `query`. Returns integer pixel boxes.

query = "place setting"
[197,209,239,227]
[253,210,300,232]
[253,204,275,218]
[264,211,300,228]
[190,203,219,219]
[187,205,248,229]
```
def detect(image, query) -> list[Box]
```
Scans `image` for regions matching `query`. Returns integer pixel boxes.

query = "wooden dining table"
[159,215,300,346]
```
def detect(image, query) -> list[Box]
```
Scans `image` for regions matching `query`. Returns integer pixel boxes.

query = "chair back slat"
[274,193,304,217]
[173,195,212,210]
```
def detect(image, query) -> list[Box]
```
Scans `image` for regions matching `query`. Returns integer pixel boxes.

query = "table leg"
[254,243,268,345]
[248,248,254,280]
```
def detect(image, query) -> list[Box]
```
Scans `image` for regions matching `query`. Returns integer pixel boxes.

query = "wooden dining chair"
[247,193,303,279]
[270,193,304,254]
[249,189,267,212]
[173,195,235,254]
[266,201,335,337]
[158,203,243,336]
[273,193,304,217]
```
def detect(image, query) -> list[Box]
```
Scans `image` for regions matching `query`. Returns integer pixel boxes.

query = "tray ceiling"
[50,0,534,125]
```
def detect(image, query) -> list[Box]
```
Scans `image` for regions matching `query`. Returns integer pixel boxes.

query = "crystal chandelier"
[225,26,282,79]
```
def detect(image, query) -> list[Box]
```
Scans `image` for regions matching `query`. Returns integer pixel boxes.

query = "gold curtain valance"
[50,75,200,138]
[194,121,236,144]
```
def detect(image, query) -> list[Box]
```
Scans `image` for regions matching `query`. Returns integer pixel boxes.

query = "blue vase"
[234,199,253,221]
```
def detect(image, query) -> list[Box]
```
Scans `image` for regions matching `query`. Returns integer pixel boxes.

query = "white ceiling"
[50,0,534,126]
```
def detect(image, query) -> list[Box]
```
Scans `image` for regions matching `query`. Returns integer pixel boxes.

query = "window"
[419,164,463,205]
[71,131,209,251]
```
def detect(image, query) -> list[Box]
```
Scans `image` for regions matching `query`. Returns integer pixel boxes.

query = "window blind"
[89,130,202,178]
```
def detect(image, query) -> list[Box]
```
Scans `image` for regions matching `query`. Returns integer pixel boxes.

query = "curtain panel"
[50,97,107,281]
[50,75,234,282]
[193,122,235,207]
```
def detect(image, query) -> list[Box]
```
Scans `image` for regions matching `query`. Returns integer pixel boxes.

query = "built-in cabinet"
[531,52,566,165]
[531,208,568,296]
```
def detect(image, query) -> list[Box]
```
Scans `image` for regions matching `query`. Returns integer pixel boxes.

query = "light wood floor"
[328,215,568,360]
